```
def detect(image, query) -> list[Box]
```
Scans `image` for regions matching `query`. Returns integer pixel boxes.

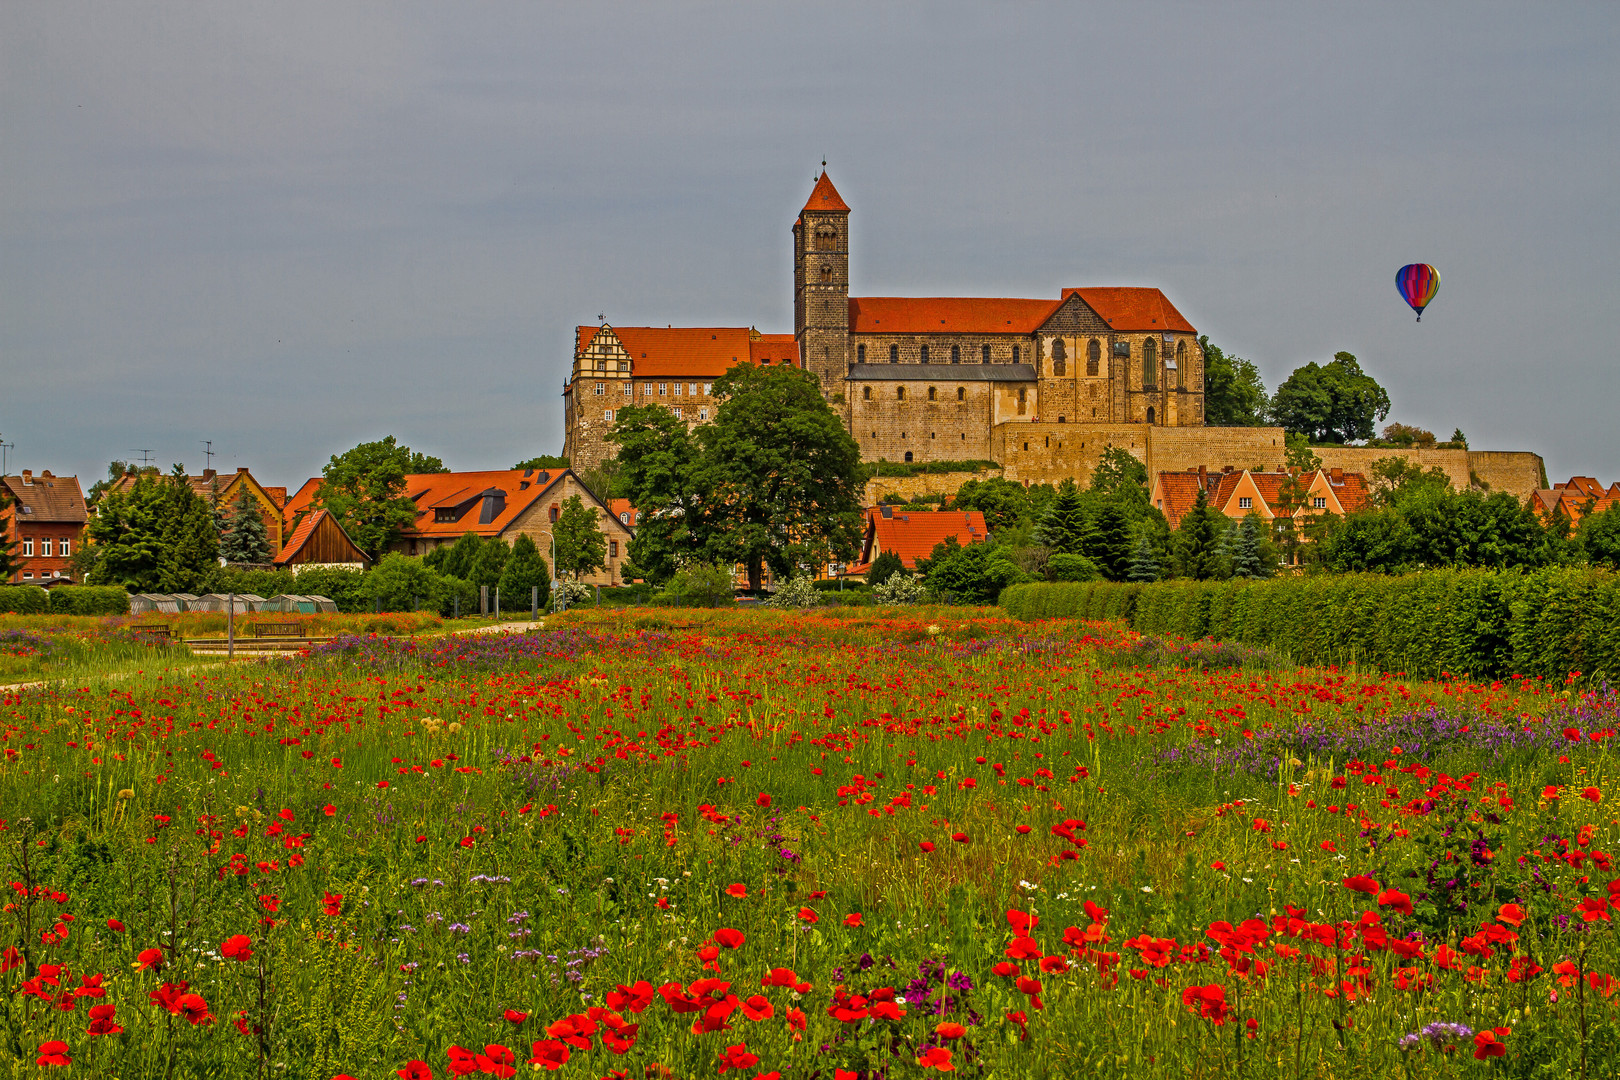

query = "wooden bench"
[251,623,304,639]
[130,625,170,640]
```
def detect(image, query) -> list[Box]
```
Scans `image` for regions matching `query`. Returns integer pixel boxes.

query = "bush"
[867,551,905,588]
[0,586,49,614]
[1000,569,1620,681]
[660,564,735,608]
[47,586,130,616]
[874,573,926,606]
[1047,552,1100,582]
[764,576,821,609]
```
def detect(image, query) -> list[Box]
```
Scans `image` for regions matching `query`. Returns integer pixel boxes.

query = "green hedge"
[1000,568,1620,680]
[47,586,131,616]
[0,586,49,614]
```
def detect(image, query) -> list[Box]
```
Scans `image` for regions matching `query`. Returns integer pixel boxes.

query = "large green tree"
[84,469,218,591]
[1199,336,1269,426]
[607,405,705,584]
[1270,352,1391,444]
[498,533,551,612]
[553,495,607,580]
[1172,487,1225,580]
[220,488,272,564]
[315,437,428,561]
[1035,481,1090,555]
[950,477,1055,533]
[513,455,569,471]
[1578,503,1620,569]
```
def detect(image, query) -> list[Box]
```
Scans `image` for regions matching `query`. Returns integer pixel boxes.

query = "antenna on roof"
[130,449,154,468]
[200,440,214,470]
[0,438,13,476]
[598,313,605,324]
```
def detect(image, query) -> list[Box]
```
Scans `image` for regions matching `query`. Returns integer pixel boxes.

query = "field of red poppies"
[0,607,1615,1079]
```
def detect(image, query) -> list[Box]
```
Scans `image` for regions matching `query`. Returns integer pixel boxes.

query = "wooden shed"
[271,509,370,571]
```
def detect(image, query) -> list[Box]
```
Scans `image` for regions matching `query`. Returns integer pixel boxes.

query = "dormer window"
[1238,497,1252,509]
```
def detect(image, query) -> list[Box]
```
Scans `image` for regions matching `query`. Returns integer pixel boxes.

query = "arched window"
[920,344,929,364]
[862,386,871,400]
[1017,387,1027,415]
[1143,337,1157,390]
[1052,337,1066,377]
[903,451,913,463]
[549,506,559,523]
[957,387,965,401]
[1146,406,1156,425]
[928,386,937,401]
[951,345,960,363]
[889,344,899,363]
[857,343,866,363]
[897,386,905,400]
[816,225,837,249]
[982,344,991,362]
[1175,341,1187,390]
[1087,338,1100,376]
[1012,345,1021,363]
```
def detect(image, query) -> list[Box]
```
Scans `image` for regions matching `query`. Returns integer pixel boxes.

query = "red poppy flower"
[1581,787,1601,803]
[915,1046,954,1071]
[1181,983,1231,1024]
[36,1041,71,1067]
[918,841,935,853]
[740,994,774,1021]
[396,1062,433,1080]
[177,993,214,1025]
[798,907,819,924]
[526,1041,569,1071]
[1472,1028,1508,1059]
[935,1021,966,1039]
[1342,875,1379,895]
[715,1042,760,1074]
[655,897,670,910]
[713,928,745,949]
[476,1045,516,1078]
[951,832,969,843]
[756,793,771,808]
[725,883,748,899]
[1576,897,1612,923]
[136,947,165,971]
[1376,890,1413,916]
[843,913,863,928]
[503,1009,528,1025]
[1497,903,1526,928]
[323,804,336,816]
[1015,824,1031,834]
[106,919,125,933]
[992,961,1020,978]
[606,981,655,1013]
[221,935,253,962]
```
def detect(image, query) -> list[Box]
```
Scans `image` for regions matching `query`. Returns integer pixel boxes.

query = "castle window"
[659,383,668,396]
[862,386,871,400]
[930,432,935,438]
[594,382,604,395]
[1143,338,1157,390]
[623,383,632,396]
[1012,345,1021,363]
[857,344,866,362]
[897,386,905,401]
[951,345,960,363]
[1175,341,1187,390]
[1084,339,1098,376]
[904,451,913,463]
[889,344,899,363]
[1146,406,1156,425]
[920,344,929,364]
[1057,416,1065,423]
[928,386,937,400]
[820,265,832,281]
[1051,337,1066,377]
[957,387,965,401]
[603,409,614,422]
[982,344,991,362]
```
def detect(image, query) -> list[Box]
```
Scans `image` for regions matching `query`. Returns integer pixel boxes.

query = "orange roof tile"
[400,468,565,539]
[2,473,88,524]
[848,297,1063,335]
[861,507,989,569]
[575,326,776,379]
[607,499,641,527]
[1063,287,1197,334]
[749,335,799,366]
[283,477,322,528]
[801,171,849,213]
[1151,472,1207,529]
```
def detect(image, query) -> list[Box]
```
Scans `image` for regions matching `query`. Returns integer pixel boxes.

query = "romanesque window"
[928,386,937,401]
[957,387,965,401]
[904,451,913,463]
[920,345,930,364]
[897,387,905,401]
[982,344,991,362]
[1146,406,1156,425]
[1052,337,1066,377]
[1143,338,1157,390]
[889,344,899,363]
[1087,338,1100,376]
[857,344,866,362]
[863,386,871,400]
[951,345,960,363]
[1012,345,1021,363]
[820,265,832,281]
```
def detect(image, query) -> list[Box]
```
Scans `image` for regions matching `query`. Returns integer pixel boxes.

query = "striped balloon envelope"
[1396,264,1440,322]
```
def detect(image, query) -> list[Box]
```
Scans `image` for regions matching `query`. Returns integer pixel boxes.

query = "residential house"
[272,509,370,572]
[1530,477,1619,525]
[846,505,990,577]
[107,466,288,558]
[1151,465,1370,534]
[1,470,88,583]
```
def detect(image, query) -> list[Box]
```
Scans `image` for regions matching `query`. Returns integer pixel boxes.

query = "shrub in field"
[659,562,735,608]
[46,585,130,615]
[873,572,925,606]
[764,576,820,608]
[0,585,48,614]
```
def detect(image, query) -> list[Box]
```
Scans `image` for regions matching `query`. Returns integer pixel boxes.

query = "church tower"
[793,170,851,395]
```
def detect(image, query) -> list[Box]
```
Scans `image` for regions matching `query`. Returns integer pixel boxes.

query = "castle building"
[562,171,1204,471]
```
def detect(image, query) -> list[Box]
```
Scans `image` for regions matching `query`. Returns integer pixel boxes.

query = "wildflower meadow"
[0,607,1615,1078]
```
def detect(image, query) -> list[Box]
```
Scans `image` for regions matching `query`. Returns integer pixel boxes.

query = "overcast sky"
[3,2,1616,489]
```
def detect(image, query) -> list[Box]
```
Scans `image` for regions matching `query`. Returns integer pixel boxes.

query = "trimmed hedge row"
[47,586,131,616]
[0,586,49,614]
[1000,568,1620,680]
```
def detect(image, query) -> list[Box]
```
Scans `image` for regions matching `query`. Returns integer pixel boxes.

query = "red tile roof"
[1063,287,1197,334]
[861,508,989,569]
[1151,472,1207,529]
[607,499,641,527]
[1,473,87,523]
[1153,468,1368,529]
[283,477,322,528]
[801,171,849,213]
[400,468,565,539]
[848,297,1063,335]
[575,326,795,379]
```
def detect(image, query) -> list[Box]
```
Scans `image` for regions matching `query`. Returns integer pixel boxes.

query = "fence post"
[494,588,500,625]
[227,592,235,660]
[480,586,488,616]
[453,595,459,619]
[531,585,538,622]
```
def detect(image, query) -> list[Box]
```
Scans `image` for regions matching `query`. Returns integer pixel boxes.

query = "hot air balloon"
[1396,263,1440,321]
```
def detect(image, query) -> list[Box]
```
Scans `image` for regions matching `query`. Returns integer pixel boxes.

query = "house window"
[897,386,905,400]
[1052,337,1066,376]
[863,386,871,400]
[623,383,633,397]
[673,406,683,419]
[920,345,929,364]
[1239,497,1252,509]
[610,540,618,557]
[889,344,899,363]
[594,382,604,396]
[41,539,52,557]
[1087,338,1100,376]
[549,507,559,523]
[658,383,667,396]
[1313,496,1327,509]
[604,409,614,422]
[951,345,960,363]
[982,344,991,362]
[703,384,712,395]
[957,387,965,401]
[21,572,31,579]
[1143,338,1157,389]
[673,382,683,395]
[643,383,653,395]
[60,540,70,557]
[1012,345,1021,363]
[22,539,33,557]
[857,344,866,362]
[689,383,698,396]
[699,408,709,421]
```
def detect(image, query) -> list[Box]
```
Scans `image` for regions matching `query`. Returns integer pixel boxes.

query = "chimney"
[1330,467,1343,482]
[1197,464,1207,489]
[21,469,32,485]
[1222,465,1234,473]
[204,468,217,481]
[41,470,54,479]
[237,466,250,475]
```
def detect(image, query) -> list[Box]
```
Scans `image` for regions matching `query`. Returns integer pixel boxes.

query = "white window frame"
[658,383,667,396]
[41,538,52,557]
[703,383,712,395]
[673,406,683,419]
[60,539,70,557]
[673,382,683,396]
[603,409,614,422]
[643,383,654,396]
[623,383,632,397]
[1313,496,1327,509]
[699,407,709,421]
[22,539,33,557]
[594,382,604,396]
[1238,497,1252,509]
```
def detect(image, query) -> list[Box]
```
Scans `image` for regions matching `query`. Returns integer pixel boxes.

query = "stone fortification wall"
[1466,451,1547,497]
[1147,426,1290,475]
[992,424,1151,487]
[863,469,1001,506]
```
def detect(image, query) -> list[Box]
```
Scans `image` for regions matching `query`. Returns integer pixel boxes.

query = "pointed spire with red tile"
[802,170,849,213]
